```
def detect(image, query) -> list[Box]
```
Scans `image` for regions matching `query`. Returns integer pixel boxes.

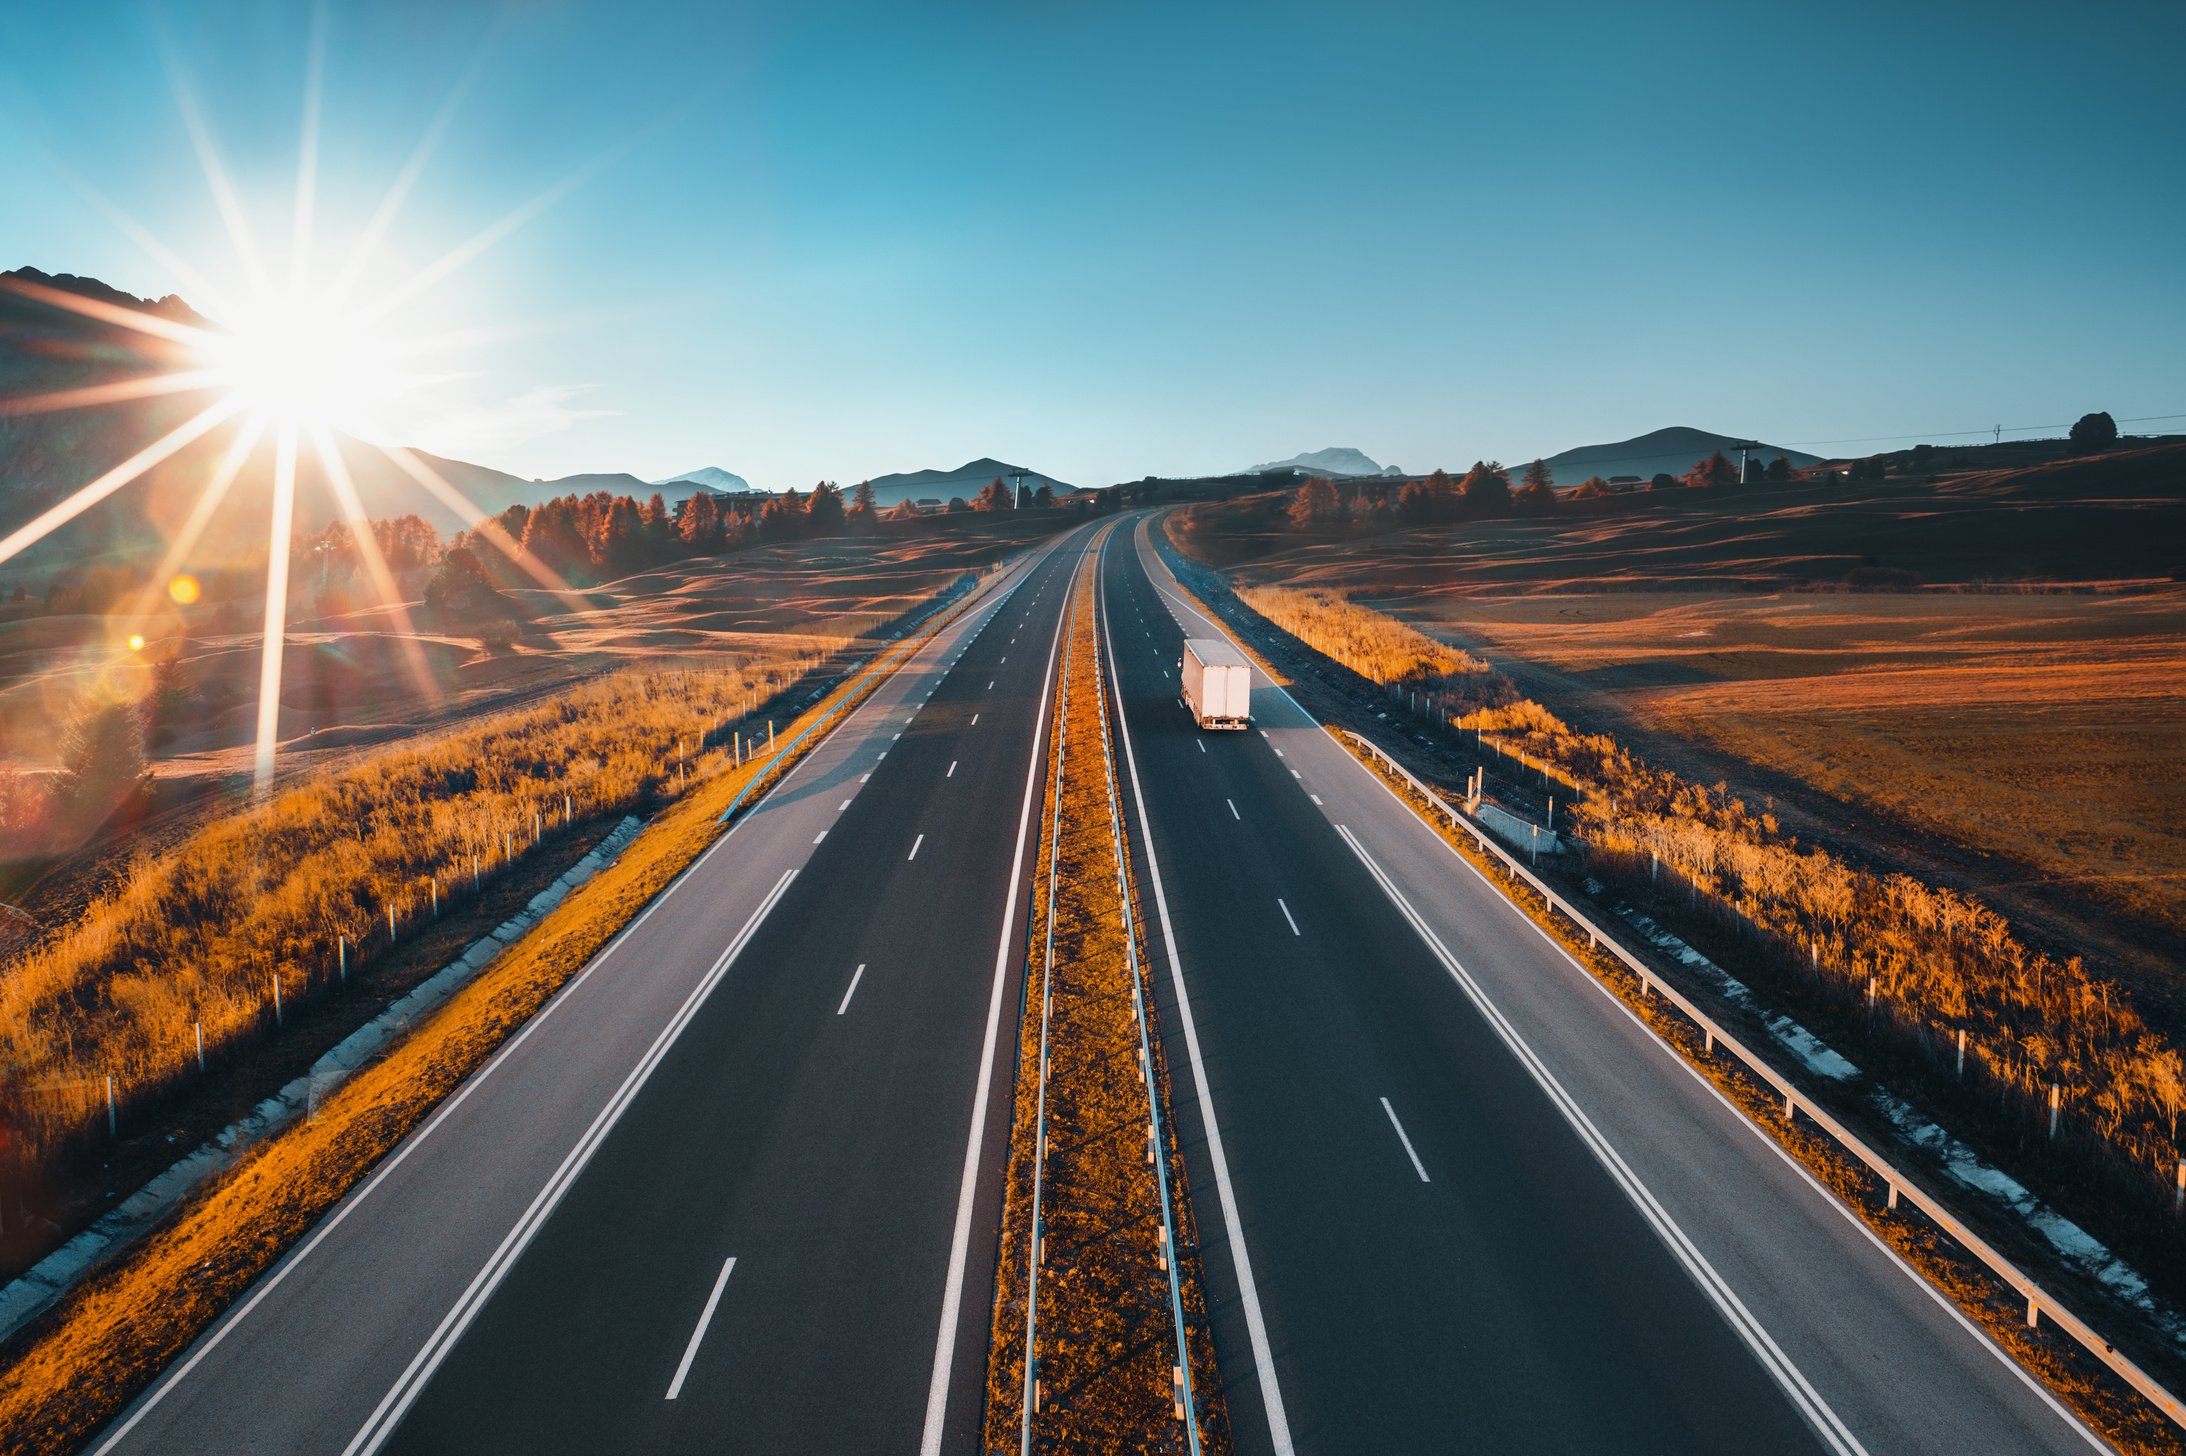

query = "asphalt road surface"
[1101,515,2103,1456]
[94,522,1102,1456]
[86,510,2108,1456]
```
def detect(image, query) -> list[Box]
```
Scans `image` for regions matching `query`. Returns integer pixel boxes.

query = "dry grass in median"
[0,576,988,1456]
[983,557,1227,1455]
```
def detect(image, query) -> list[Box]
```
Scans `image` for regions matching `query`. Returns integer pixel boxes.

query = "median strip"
[981,540,1228,1454]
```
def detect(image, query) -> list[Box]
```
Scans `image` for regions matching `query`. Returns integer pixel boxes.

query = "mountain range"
[1529,426,1822,485]
[856,458,1075,509]
[653,466,754,494]
[1245,447,1400,478]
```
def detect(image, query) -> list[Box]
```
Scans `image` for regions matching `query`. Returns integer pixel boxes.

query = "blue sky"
[3,0,2180,489]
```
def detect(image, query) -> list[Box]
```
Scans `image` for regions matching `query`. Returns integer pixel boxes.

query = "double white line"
[1333,825,1868,1456]
[341,869,799,1456]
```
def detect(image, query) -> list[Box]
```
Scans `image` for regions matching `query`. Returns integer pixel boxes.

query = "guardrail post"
[2028,1298,2040,1329]
[106,1074,116,1136]
[2175,1160,2184,1215]
[2049,1084,2061,1140]
[195,1021,205,1073]
[1955,1028,1965,1079]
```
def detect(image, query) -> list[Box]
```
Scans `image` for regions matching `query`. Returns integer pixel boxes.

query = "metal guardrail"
[1339,726,2186,1433]
[1019,548,1082,1452]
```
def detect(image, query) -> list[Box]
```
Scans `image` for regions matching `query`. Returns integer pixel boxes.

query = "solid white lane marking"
[837,963,867,1015]
[1380,1098,1430,1183]
[665,1256,739,1400]
[342,871,799,1456]
[1278,898,1300,936]
[813,831,827,845]
[909,833,923,860]
[1096,537,1293,1456]
[1332,825,1868,1456]
[922,532,1086,1455]
[1226,798,1240,820]
[948,761,958,777]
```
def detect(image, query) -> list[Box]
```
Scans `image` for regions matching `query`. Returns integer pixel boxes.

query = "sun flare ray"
[251,430,301,792]
[0,396,242,568]
[119,419,266,624]
[312,429,442,707]
[0,370,224,418]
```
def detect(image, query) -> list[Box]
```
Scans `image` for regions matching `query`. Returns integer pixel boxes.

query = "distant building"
[913,497,945,515]
[1606,475,1643,492]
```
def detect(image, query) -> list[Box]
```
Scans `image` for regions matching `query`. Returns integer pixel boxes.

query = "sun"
[193,293,396,435]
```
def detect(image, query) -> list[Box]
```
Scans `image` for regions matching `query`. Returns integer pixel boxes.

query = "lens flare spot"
[168,574,201,605]
[127,634,146,652]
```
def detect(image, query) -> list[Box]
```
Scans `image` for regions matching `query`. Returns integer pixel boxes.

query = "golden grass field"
[1391,590,2186,996]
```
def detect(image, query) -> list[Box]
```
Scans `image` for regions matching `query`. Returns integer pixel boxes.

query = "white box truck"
[1181,638,1251,729]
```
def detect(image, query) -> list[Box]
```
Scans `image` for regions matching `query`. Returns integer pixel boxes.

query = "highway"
[1101,516,2104,1455]
[81,506,2111,1456]
[92,522,1101,1456]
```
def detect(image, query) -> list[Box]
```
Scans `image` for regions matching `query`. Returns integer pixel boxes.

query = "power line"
[1779,412,2186,450]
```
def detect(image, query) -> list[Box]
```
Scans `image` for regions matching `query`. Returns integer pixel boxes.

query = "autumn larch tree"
[679,490,723,550]
[806,481,846,533]
[1459,460,1512,516]
[54,690,148,829]
[1683,451,1739,489]
[1514,477,1559,515]
[1520,458,1555,494]
[974,477,1014,512]
[1288,475,1341,526]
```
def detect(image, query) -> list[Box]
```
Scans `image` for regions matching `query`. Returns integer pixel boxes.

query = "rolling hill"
[1245,446,1400,478]
[1530,426,1822,486]
[857,457,1074,509]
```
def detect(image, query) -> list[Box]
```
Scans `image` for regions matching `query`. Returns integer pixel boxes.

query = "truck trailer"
[1180,638,1251,729]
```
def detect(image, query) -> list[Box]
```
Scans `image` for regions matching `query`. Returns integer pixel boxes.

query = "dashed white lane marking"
[948,761,958,777]
[839,799,851,810]
[1310,794,1323,806]
[837,963,868,1015]
[1277,897,1301,936]
[1226,799,1240,820]
[664,1255,738,1400]
[971,713,980,725]
[861,773,871,783]
[1290,769,1302,780]
[1380,1098,1431,1183]
[813,831,827,845]
[908,833,924,861]
[1196,741,1206,753]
